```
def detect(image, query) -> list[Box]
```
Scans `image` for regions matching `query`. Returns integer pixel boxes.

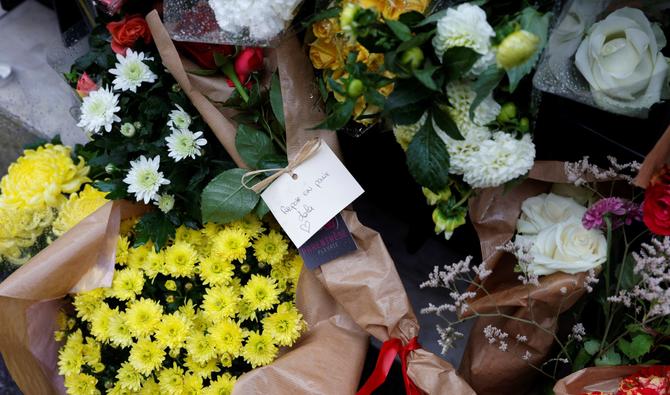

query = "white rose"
[575,7,670,117]
[526,220,607,276]
[517,193,586,235]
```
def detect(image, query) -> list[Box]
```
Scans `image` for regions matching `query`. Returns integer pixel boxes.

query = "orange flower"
[309,38,344,70]
[356,0,430,20]
[312,18,341,39]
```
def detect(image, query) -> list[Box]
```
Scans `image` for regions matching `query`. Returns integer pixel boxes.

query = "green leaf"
[213,52,230,68]
[469,65,505,119]
[398,11,424,27]
[573,347,591,371]
[442,47,481,79]
[201,169,260,224]
[384,79,432,112]
[415,9,447,27]
[390,105,426,125]
[595,348,622,366]
[235,124,276,169]
[406,120,450,192]
[506,8,551,92]
[315,99,355,130]
[584,340,601,356]
[432,106,463,140]
[385,19,413,41]
[412,65,440,91]
[617,334,654,361]
[270,72,285,130]
[133,212,176,250]
[397,30,435,52]
[254,199,270,219]
[301,7,340,27]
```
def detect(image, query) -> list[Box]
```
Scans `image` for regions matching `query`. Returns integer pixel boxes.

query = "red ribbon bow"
[356,337,422,395]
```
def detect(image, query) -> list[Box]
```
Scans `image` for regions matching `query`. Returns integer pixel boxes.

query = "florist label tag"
[260,142,363,247]
[298,214,358,269]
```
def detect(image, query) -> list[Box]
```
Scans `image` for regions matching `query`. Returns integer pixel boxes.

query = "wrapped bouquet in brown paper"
[419,158,670,394]
[146,10,475,395]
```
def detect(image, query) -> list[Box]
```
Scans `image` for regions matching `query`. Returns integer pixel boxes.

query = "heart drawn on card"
[300,221,311,233]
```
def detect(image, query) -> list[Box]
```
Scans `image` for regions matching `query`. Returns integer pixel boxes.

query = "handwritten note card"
[261,141,364,247]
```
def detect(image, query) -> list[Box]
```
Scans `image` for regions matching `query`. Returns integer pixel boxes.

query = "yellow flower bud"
[340,3,360,32]
[422,187,452,206]
[184,282,193,291]
[496,30,540,70]
[166,295,175,303]
[241,263,251,273]
[165,280,177,291]
[497,102,518,123]
[432,207,466,240]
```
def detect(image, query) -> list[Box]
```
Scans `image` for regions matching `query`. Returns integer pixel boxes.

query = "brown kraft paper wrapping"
[635,123,670,188]
[459,161,590,395]
[147,11,474,394]
[0,201,148,394]
[553,366,647,395]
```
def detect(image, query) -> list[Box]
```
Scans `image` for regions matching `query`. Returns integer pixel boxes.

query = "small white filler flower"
[154,193,175,213]
[77,86,121,134]
[109,50,157,93]
[167,105,192,132]
[123,155,171,203]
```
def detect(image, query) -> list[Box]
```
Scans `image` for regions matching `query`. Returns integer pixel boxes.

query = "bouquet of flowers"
[0,142,106,269]
[555,365,670,395]
[56,216,305,394]
[534,0,670,117]
[307,0,552,239]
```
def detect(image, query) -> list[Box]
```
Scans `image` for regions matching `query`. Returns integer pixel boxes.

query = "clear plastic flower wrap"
[533,0,670,118]
[163,0,305,47]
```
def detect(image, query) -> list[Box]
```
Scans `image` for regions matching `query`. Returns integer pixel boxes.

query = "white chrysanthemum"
[154,194,175,213]
[432,3,495,59]
[109,50,157,93]
[165,130,207,161]
[461,132,535,188]
[123,156,171,204]
[208,0,302,41]
[167,105,192,132]
[393,113,428,151]
[446,81,500,127]
[77,86,121,134]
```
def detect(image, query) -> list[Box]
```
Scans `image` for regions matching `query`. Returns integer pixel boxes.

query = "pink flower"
[76,72,97,98]
[582,197,642,231]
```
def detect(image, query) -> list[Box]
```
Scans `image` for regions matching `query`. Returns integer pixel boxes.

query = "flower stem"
[221,62,249,103]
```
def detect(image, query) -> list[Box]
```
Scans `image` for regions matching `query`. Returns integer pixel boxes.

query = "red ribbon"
[356,337,422,395]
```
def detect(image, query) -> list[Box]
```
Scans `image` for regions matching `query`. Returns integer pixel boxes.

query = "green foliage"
[406,120,451,192]
[505,7,551,92]
[201,169,260,224]
[618,334,654,362]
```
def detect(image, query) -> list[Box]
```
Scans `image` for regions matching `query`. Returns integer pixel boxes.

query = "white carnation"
[461,132,535,188]
[109,50,157,93]
[432,3,495,59]
[77,86,121,134]
[208,0,302,41]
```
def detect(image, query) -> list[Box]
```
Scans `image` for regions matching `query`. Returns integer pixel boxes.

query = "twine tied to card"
[241,138,322,193]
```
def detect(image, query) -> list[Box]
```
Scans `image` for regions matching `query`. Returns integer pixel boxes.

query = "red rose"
[227,48,264,87]
[76,72,97,98]
[106,15,152,55]
[177,42,234,69]
[643,165,670,236]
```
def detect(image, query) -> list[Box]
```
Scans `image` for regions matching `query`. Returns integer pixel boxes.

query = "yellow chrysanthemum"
[63,372,99,395]
[202,286,239,321]
[199,256,235,286]
[177,299,197,322]
[242,331,278,368]
[230,215,265,239]
[108,382,134,395]
[125,298,163,338]
[164,241,198,277]
[203,373,237,395]
[72,288,105,322]
[116,361,143,391]
[201,222,222,248]
[182,373,204,395]
[158,363,185,395]
[116,235,130,265]
[142,248,165,278]
[127,243,152,270]
[184,355,220,379]
[129,337,166,375]
[90,304,116,342]
[210,227,250,262]
[139,377,161,395]
[0,201,54,263]
[108,267,144,301]
[176,225,204,248]
[209,318,245,357]
[82,337,102,367]
[155,313,191,350]
[262,302,305,346]
[241,275,280,311]
[52,185,108,236]
[57,330,84,377]
[108,311,133,348]
[119,217,138,236]
[253,230,289,265]
[236,299,258,322]
[0,144,89,209]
